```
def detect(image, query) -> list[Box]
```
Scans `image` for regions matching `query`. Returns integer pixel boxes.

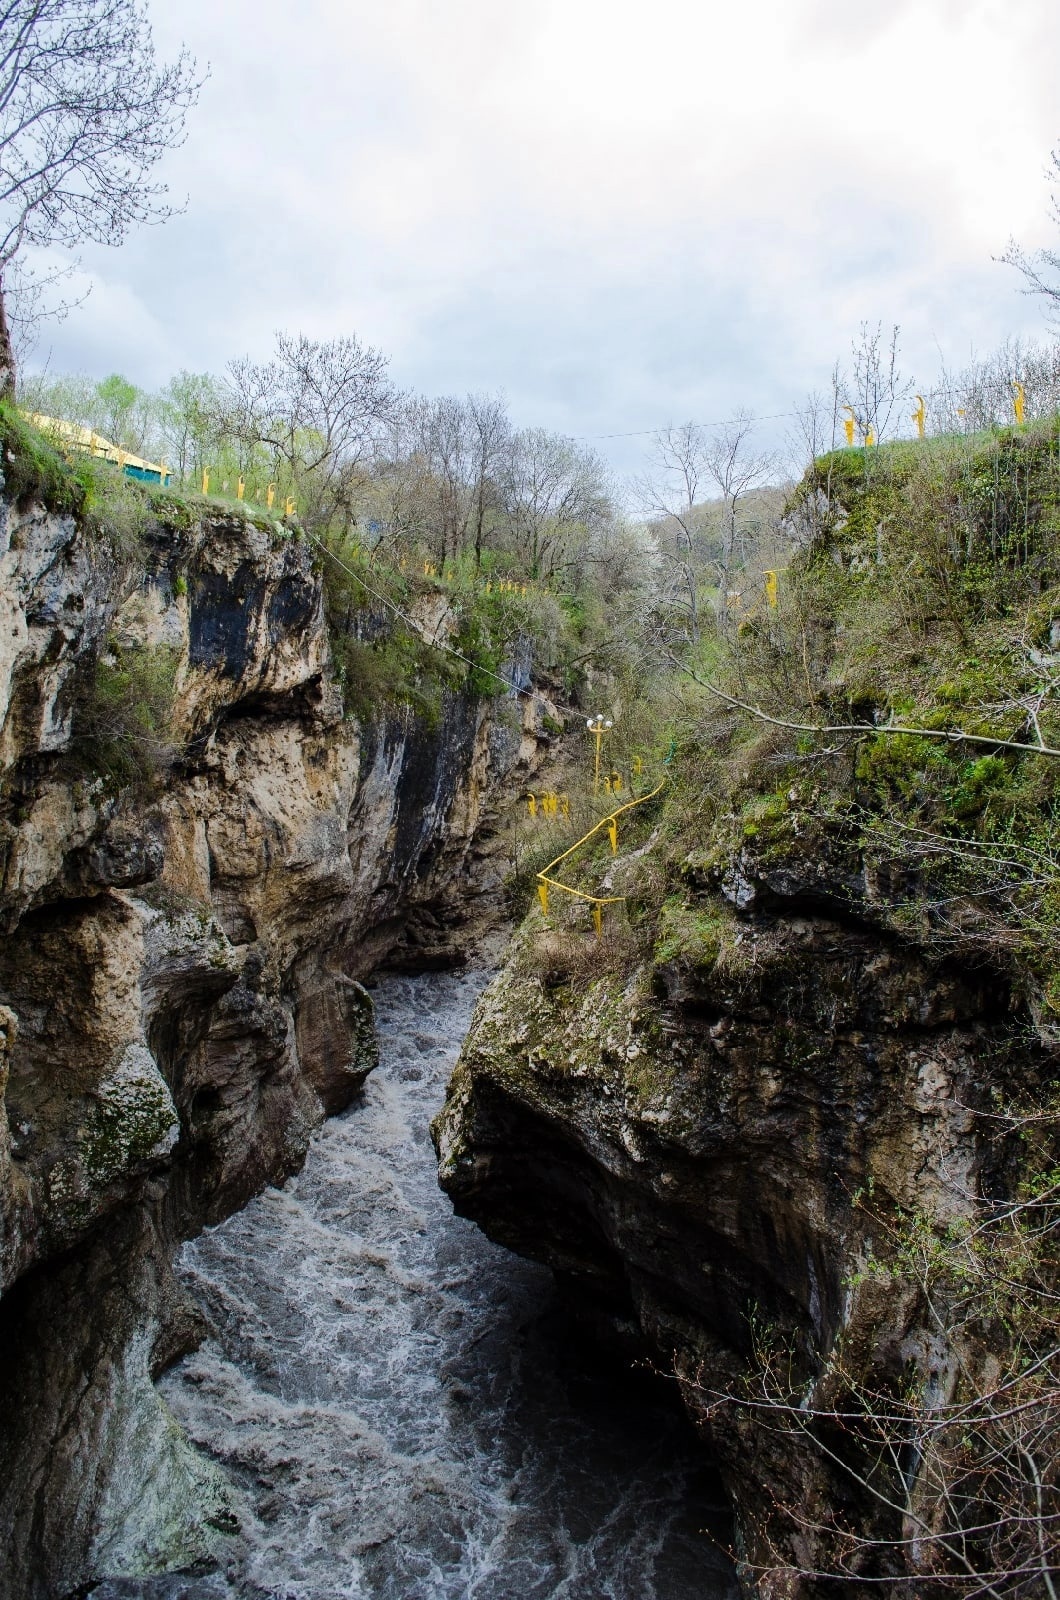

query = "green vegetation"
[12,265,1060,1598]
[0,399,88,515]
[465,393,1060,1598]
[653,895,727,969]
[76,639,181,788]
[13,346,651,721]
[320,525,604,716]
[581,413,1060,1598]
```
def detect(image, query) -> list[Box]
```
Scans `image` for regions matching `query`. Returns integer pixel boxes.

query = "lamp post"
[586,715,613,795]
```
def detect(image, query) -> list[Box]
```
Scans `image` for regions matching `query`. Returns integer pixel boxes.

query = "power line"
[307,529,543,701]
[575,409,796,442]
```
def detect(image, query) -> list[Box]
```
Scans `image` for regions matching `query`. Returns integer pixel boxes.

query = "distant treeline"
[21,334,635,589]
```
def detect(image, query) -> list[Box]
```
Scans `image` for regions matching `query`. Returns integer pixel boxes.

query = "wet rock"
[0,486,555,1595]
[435,896,1037,1594]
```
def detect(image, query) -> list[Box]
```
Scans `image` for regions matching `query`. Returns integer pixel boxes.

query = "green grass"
[0,401,87,515]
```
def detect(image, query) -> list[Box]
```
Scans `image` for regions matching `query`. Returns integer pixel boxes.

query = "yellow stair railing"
[536,776,668,936]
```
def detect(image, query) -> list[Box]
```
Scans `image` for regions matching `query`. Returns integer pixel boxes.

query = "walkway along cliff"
[0,424,560,1597]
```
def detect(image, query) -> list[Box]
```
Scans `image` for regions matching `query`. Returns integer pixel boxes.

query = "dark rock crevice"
[434,885,1046,1596]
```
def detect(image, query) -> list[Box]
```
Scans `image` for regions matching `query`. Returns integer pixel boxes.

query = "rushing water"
[157,969,738,1600]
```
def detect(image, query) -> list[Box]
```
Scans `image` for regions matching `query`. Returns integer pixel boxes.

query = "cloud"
[31,0,1060,478]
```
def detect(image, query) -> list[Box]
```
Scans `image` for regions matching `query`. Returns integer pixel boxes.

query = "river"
[152,968,738,1600]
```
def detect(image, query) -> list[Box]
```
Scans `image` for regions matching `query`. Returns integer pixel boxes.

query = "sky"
[20,0,1060,481]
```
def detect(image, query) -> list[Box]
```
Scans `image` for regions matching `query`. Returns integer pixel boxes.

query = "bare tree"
[842,321,912,446]
[924,338,1060,435]
[501,427,611,581]
[226,331,396,530]
[788,366,842,474]
[0,250,85,370]
[401,393,477,565]
[702,410,777,615]
[700,1102,1060,1598]
[467,392,509,569]
[356,390,510,568]
[637,422,710,644]
[1002,145,1060,326]
[0,0,203,396]
[639,415,778,638]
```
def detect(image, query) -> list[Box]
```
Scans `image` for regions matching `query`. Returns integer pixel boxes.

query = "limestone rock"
[435,877,1036,1595]
[0,485,551,1596]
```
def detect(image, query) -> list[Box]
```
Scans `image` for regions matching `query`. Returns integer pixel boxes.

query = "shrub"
[77,640,181,787]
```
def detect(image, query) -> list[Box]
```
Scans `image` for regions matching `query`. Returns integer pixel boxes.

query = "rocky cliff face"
[435,807,1045,1596]
[0,477,553,1597]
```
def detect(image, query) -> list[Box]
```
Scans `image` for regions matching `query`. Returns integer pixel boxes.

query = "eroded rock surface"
[435,840,1042,1596]
[0,484,554,1596]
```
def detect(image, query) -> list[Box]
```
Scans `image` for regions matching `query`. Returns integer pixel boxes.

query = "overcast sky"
[24,0,1060,480]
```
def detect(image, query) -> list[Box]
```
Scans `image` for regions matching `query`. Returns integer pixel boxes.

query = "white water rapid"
[154,969,738,1600]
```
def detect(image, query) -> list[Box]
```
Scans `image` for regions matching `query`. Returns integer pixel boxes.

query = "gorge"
[1,410,1058,1599]
[0,446,568,1596]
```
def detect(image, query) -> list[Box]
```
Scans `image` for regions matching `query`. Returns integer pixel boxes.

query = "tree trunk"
[0,280,16,401]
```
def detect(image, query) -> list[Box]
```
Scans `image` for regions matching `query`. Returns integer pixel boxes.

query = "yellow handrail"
[536,776,667,922]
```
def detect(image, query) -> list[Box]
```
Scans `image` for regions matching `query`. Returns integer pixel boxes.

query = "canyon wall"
[0,476,554,1597]
[435,792,1046,1597]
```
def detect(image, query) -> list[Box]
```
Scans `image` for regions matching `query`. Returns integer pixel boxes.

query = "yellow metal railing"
[536,776,668,934]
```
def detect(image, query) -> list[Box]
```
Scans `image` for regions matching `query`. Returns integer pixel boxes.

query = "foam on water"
[160,969,738,1600]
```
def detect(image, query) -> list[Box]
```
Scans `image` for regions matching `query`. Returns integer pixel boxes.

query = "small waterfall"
[154,969,737,1600]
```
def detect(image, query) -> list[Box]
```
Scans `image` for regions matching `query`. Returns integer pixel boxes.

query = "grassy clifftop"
[632,421,1060,1014]
[0,406,591,747]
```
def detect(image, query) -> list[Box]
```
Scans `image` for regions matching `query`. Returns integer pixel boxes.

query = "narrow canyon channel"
[151,968,739,1599]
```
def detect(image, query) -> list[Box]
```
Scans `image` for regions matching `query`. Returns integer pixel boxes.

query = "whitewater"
[157,968,737,1599]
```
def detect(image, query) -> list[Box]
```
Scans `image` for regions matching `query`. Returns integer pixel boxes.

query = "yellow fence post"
[237,475,246,501]
[593,905,602,938]
[527,792,537,818]
[1013,380,1026,426]
[843,407,856,447]
[537,881,549,916]
[285,496,295,517]
[764,570,778,608]
[912,396,926,439]
[608,818,618,854]
[201,467,210,495]
[266,483,276,509]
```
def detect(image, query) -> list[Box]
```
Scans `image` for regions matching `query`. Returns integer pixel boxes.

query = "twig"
[670,654,1060,760]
